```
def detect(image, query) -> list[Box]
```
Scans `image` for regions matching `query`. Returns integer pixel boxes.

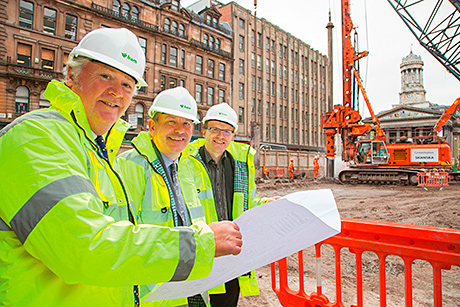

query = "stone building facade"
[187,0,329,151]
[1,0,330,152]
[0,0,233,141]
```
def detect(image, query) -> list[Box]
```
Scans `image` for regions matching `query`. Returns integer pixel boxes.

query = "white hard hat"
[203,103,238,131]
[69,28,147,88]
[148,87,199,124]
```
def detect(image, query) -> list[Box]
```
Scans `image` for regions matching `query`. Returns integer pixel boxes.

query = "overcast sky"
[181,0,459,116]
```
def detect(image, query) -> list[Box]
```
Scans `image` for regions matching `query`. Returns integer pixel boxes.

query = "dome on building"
[400,51,423,68]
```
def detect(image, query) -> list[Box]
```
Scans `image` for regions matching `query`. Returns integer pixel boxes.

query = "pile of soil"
[238,180,460,306]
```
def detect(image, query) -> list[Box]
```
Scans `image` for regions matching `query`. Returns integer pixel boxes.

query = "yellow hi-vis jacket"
[0,80,215,306]
[184,139,268,297]
[115,131,211,306]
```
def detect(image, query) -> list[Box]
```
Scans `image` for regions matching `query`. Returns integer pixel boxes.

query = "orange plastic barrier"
[271,218,460,307]
[417,172,450,188]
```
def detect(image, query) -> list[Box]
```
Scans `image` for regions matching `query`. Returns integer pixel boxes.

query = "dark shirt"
[199,146,235,221]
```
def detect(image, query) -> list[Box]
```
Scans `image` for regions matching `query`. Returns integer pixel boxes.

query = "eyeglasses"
[205,127,235,136]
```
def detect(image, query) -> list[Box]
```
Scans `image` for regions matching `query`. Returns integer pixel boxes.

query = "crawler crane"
[321,0,459,184]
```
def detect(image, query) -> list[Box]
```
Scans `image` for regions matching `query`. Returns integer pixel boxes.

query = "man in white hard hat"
[115,88,242,306]
[184,103,279,307]
[0,28,240,307]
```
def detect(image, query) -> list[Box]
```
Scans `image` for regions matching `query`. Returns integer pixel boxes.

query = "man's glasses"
[205,127,235,136]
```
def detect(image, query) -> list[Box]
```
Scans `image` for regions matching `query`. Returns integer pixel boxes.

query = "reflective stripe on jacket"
[184,139,267,296]
[115,131,211,306]
[0,80,214,306]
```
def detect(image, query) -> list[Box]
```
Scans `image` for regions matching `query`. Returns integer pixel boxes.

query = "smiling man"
[115,88,242,306]
[185,103,279,307]
[0,28,241,307]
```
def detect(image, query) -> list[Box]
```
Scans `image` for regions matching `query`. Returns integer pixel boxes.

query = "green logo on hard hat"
[218,112,228,116]
[121,53,138,64]
[180,104,191,110]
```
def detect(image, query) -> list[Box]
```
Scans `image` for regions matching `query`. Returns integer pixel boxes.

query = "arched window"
[178,24,185,37]
[39,90,50,109]
[122,3,130,19]
[215,38,220,50]
[194,112,201,131]
[171,21,178,35]
[164,18,170,32]
[209,36,214,49]
[131,6,139,21]
[135,103,144,127]
[203,34,208,46]
[15,86,29,114]
[113,0,121,14]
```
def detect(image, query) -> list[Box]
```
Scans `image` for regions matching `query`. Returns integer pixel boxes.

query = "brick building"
[0,0,233,141]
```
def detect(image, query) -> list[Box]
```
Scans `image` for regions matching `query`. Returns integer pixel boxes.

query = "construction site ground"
[238,179,460,307]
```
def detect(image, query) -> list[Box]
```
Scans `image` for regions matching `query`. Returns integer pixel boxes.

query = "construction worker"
[116,87,240,306]
[288,159,295,179]
[185,103,280,307]
[0,28,241,306]
[262,165,270,180]
[313,155,320,181]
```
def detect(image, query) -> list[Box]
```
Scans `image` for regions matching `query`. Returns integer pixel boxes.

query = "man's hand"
[208,221,242,257]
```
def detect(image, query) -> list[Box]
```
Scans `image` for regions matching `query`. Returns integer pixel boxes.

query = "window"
[279,105,282,119]
[251,53,255,68]
[172,21,178,35]
[271,61,275,75]
[239,107,244,124]
[164,18,170,32]
[15,86,29,114]
[207,59,214,78]
[257,99,261,114]
[218,89,225,104]
[113,0,121,13]
[251,98,255,113]
[271,82,275,96]
[17,43,31,67]
[136,103,144,127]
[239,83,244,99]
[41,48,54,70]
[19,0,33,29]
[279,43,282,58]
[169,77,177,88]
[266,125,269,140]
[239,18,245,29]
[160,75,166,91]
[257,32,261,47]
[138,37,147,55]
[283,66,287,79]
[251,75,255,91]
[64,14,77,40]
[161,44,167,64]
[195,84,202,103]
[279,84,282,99]
[271,40,275,54]
[122,3,130,19]
[284,106,287,119]
[215,38,220,50]
[43,7,56,35]
[257,55,261,69]
[36,90,50,110]
[266,37,270,51]
[279,64,282,78]
[180,79,185,87]
[266,80,269,95]
[239,35,244,51]
[132,6,139,21]
[171,0,179,11]
[271,103,275,117]
[180,50,185,69]
[196,55,202,74]
[179,24,185,37]
[257,77,261,92]
[219,63,225,81]
[209,36,214,49]
[239,59,244,75]
[207,87,214,105]
[265,59,269,72]
[266,101,270,116]
[203,34,208,46]
[170,47,177,67]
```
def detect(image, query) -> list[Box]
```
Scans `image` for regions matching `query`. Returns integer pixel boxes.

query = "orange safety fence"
[417,172,450,188]
[271,218,460,307]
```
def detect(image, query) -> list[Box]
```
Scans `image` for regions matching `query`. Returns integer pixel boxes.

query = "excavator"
[321,0,460,185]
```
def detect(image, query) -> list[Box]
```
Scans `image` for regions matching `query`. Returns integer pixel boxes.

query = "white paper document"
[145,189,341,301]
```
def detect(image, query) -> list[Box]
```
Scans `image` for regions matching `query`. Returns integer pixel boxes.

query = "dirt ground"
[238,179,460,306]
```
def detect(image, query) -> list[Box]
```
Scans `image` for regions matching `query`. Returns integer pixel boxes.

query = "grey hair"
[62,55,139,95]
